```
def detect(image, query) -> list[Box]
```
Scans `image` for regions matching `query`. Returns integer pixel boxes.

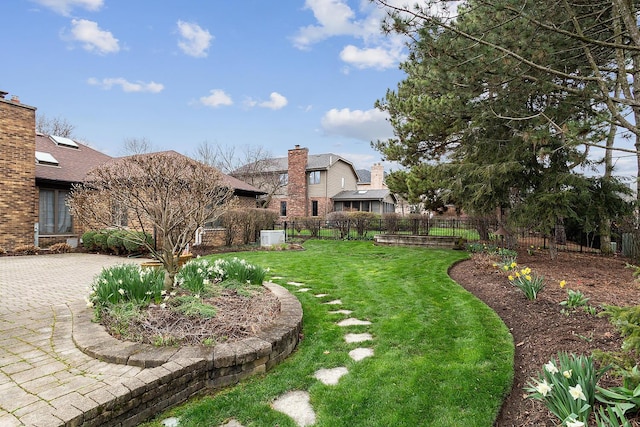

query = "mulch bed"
[449,250,640,426]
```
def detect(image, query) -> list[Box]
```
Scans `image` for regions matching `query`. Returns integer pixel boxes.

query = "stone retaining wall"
[374,234,464,249]
[71,282,302,427]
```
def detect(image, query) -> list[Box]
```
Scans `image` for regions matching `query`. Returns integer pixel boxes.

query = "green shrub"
[107,230,126,254]
[82,230,98,251]
[92,231,110,252]
[122,231,152,253]
[600,305,640,353]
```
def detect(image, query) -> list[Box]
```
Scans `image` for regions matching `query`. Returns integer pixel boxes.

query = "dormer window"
[35,151,59,166]
[50,135,79,149]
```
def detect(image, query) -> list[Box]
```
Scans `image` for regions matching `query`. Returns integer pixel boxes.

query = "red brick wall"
[0,98,37,251]
[287,146,308,218]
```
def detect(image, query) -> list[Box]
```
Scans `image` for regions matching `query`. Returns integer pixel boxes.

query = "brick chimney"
[287,145,308,218]
[370,163,385,189]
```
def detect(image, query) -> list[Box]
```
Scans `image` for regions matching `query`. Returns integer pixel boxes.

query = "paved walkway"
[0,254,148,426]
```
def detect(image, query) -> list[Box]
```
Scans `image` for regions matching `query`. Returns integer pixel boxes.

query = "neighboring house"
[0,92,264,251]
[234,145,396,218]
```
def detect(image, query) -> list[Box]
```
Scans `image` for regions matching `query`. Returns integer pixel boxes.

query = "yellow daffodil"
[525,275,532,281]
[563,370,572,379]
[503,265,509,271]
[510,262,517,268]
[508,275,514,281]
[515,272,521,278]
[559,280,566,288]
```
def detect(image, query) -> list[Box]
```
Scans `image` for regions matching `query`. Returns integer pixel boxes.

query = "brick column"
[0,96,37,250]
[287,145,308,218]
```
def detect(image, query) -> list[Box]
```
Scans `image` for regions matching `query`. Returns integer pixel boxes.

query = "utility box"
[260,230,285,247]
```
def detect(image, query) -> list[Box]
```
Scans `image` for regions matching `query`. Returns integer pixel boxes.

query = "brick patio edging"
[69,282,302,427]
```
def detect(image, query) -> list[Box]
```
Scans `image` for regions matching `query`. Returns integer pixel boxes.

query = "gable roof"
[356,169,371,183]
[35,139,264,196]
[110,150,266,196]
[35,134,112,184]
[235,153,355,174]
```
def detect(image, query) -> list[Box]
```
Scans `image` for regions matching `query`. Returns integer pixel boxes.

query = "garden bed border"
[70,282,302,427]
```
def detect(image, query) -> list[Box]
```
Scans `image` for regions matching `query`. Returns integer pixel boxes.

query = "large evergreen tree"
[374,0,633,255]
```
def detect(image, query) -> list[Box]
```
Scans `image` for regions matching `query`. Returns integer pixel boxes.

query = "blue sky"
[1,0,409,170]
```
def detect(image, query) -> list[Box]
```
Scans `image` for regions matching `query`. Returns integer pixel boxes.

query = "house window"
[280,201,287,216]
[279,173,288,185]
[308,171,320,185]
[39,189,72,235]
[312,200,318,217]
[362,201,370,212]
[112,202,128,227]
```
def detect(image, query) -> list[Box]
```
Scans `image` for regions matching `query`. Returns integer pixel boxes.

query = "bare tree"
[36,113,75,138]
[194,141,285,208]
[69,152,236,289]
[122,137,154,155]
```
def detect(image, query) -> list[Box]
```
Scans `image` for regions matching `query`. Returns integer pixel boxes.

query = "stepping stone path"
[271,390,317,427]
[159,280,377,427]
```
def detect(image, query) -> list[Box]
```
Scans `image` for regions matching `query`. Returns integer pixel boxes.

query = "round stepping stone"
[297,288,311,292]
[329,309,353,315]
[324,299,342,305]
[337,318,371,327]
[272,390,316,427]
[271,276,283,279]
[349,348,374,361]
[344,333,373,343]
[314,367,348,385]
[287,281,305,286]
[314,293,329,298]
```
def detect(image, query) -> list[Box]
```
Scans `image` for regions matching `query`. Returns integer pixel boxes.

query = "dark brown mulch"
[101,288,281,346]
[449,250,640,426]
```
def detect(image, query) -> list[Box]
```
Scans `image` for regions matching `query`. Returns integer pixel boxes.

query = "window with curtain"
[39,189,73,235]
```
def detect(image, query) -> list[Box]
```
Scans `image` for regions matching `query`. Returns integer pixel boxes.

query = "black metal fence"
[275,217,634,256]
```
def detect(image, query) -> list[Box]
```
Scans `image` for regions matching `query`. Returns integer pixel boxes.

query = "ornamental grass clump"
[508,266,545,300]
[526,352,607,425]
[214,257,267,285]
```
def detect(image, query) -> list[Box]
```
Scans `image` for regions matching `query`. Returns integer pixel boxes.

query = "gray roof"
[356,169,371,183]
[332,189,394,201]
[235,153,354,174]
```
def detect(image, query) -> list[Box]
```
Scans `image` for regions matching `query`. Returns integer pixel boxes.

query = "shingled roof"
[235,153,355,174]
[35,138,264,196]
[35,134,112,184]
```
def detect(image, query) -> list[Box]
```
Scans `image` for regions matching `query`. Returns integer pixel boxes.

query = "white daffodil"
[544,361,559,374]
[118,288,125,295]
[535,380,553,397]
[563,370,572,379]
[568,384,586,401]
[566,418,585,427]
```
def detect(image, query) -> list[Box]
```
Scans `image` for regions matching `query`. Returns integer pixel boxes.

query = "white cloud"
[69,19,119,54]
[259,92,288,110]
[177,20,213,58]
[31,0,103,16]
[200,89,233,107]
[340,45,400,69]
[321,108,394,141]
[87,77,164,93]
[292,0,361,49]
[292,0,407,70]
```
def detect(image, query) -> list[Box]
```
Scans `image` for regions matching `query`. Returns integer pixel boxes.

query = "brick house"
[233,145,396,218]
[0,93,264,251]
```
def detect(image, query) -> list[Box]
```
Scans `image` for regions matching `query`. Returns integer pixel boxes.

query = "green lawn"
[142,240,513,427]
